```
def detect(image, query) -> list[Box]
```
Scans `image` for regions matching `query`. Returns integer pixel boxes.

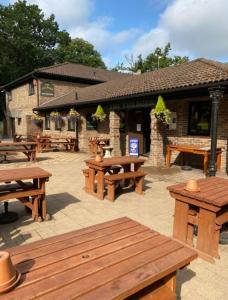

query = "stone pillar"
[109,110,121,156]
[149,113,166,167]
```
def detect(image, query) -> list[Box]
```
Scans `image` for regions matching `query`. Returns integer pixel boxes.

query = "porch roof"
[35,58,228,111]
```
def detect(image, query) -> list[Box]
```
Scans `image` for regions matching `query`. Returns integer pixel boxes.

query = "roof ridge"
[35,62,70,72]
[39,90,75,107]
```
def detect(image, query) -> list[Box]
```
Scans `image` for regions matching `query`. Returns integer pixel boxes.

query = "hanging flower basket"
[31,114,43,126]
[50,111,62,122]
[151,95,171,125]
[92,104,106,122]
[67,108,80,120]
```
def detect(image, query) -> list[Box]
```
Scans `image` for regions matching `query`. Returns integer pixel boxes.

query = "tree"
[0,0,70,85]
[113,43,189,73]
[56,38,106,69]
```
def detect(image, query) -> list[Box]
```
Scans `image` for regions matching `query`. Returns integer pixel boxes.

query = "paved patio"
[0,151,228,299]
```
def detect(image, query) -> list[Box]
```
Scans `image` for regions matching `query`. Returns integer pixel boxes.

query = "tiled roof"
[36,62,129,82]
[36,58,228,110]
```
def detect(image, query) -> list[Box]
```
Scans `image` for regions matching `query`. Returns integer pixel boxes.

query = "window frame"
[28,81,35,96]
[86,113,97,131]
[68,118,76,131]
[188,101,211,136]
[45,114,50,130]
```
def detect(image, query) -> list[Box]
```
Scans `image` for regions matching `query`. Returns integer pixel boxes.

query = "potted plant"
[92,104,106,122]
[67,108,80,120]
[31,114,43,126]
[50,111,62,122]
[152,95,171,125]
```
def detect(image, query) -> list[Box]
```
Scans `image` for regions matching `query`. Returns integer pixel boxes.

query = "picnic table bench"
[37,136,77,152]
[85,156,146,200]
[2,217,197,299]
[0,142,38,162]
[105,170,146,201]
[166,144,222,173]
[0,167,51,221]
[168,177,228,262]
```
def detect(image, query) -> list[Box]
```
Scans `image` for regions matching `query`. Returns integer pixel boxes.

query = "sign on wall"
[129,138,139,156]
[41,81,54,96]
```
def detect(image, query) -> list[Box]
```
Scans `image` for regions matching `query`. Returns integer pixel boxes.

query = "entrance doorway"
[127,108,151,155]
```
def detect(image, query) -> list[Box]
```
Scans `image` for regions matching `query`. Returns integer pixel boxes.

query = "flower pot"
[95,154,102,162]
[184,180,200,192]
[0,251,21,293]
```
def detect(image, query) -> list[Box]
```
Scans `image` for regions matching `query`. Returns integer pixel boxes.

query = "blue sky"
[2,0,228,67]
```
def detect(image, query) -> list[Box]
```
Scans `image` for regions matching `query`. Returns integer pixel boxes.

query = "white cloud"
[133,0,228,60]
[22,0,94,27]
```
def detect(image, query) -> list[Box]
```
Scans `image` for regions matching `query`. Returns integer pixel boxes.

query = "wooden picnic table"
[0,142,38,162]
[88,137,110,156]
[2,217,197,299]
[85,156,145,199]
[0,167,51,221]
[167,177,228,262]
[37,136,77,152]
[166,144,222,173]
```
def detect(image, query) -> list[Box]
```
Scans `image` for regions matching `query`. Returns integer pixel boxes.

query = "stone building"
[1,62,129,138]
[2,58,228,172]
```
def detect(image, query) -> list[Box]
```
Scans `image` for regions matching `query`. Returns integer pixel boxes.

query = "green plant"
[92,104,106,122]
[50,111,61,121]
[67,108,80,119]
[31,114,43,125]
[152,95,171,125]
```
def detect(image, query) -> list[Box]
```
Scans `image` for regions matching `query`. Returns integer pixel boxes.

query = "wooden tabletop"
[0,142,37,146]
[168,144,221,152]
[167,177,228,207]
[0,167,52,183]
[85,156,145,168]
[2,217,197,300]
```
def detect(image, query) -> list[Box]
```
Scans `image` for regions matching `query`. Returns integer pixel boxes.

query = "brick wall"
[38,79,89,105]
[149,95,228,172]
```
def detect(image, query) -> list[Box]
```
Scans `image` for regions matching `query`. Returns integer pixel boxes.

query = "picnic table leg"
[32,196,39,221]
[97,170,104,200]
[173,200,189,243]
[216,151,221,171]
[88,168,96,193]
[196,208,218,261]
[166,148,172,167]
[203,153,208,174]
[39,178,49,221]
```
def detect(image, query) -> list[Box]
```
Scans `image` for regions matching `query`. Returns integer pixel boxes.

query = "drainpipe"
[208,86,225,176]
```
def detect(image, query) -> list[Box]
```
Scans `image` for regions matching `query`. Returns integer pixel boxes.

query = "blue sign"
[129,138,139,156]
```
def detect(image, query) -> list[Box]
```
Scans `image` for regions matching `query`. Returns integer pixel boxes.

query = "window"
[45,114,50,130]
[188,101,211,136]
[41,81,54,97]
[68,118,76,131]
[29,81,35,95]
[55,118,62,130]
[7,91,12,101]
[86,113,97,130]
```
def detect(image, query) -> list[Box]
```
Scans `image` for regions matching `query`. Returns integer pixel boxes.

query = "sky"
[2,0,228,68]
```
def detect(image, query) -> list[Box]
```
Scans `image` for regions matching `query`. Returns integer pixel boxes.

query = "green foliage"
[114,43,189,73]
[50,111,61,121]
[152,95,171,125]
[92,105,106,122]
[67,108,80,119]
[0,0,70,85]
[55,38,106,69]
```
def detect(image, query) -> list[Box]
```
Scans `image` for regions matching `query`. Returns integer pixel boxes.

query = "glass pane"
[189,101,211,135]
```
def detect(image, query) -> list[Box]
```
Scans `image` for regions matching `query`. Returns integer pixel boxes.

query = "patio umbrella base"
[0,212,18,224]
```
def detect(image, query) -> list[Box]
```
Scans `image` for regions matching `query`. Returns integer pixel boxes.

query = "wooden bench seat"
[104,171,146,201]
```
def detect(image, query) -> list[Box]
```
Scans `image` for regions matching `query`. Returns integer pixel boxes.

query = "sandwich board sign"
[129,138,139,156]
